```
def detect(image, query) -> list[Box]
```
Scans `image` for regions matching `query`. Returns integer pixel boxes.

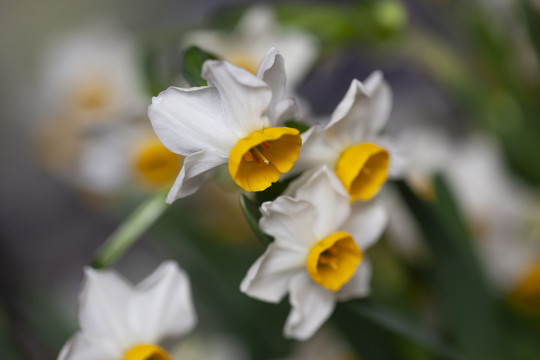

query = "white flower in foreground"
[59,261,196,360]
[293,71,403,202]
[148,48,302,203]
[241,166,387,340]
[182,4,318,87]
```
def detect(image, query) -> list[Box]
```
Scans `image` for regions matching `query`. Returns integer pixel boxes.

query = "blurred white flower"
[241,166,387,340]
[149,48,302,202]
[73,120,183,197]
[35,24,176,199]
[39,24,145,125]
[386,127,540,299]
[59,261,196,360]
[183,4,318,88]
[293,71,403,202]
[172,333,249,360]
[274,327,357,360]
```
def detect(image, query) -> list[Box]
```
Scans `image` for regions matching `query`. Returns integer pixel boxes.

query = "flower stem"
[91,190,169,268]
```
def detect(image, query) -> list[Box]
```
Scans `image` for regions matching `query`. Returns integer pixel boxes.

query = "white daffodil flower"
[59,261,196,360]
[182,4,318,88]
[148,48,302,203]
[240,166,387,340]
[293,71,403,202]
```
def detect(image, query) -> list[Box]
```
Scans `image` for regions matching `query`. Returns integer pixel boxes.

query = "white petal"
[292,125,342,174]
[128,261,197,343]
[259,196,317,250]
[166,149,226,203]
[58,332,120,360]
[377,136,406,179]
[240,243,305,303]
[326,72,392,144]
[148,86,237,156]
[284,273,336,340]
[336,259,372,301]
[342,200,388,250]
[256,48,297,124]
[202,60,272,137]
[78,268,134,349]
[294,166,351,239]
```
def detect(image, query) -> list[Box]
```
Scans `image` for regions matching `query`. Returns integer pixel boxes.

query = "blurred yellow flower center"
[124,344,171,360]
[229,127,301,192]
[133,138,183,188]
[511,261,540,310]
[227,54,259,74]
[335,143,389,201]
[306,231,362,291]
[75,80,110,110]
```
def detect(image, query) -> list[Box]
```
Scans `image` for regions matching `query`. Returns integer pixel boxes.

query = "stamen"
[251,147,270,165]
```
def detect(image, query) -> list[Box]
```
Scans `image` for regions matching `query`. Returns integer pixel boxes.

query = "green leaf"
[239,193,273,245]
[254,175,299,204]
[92,190,169,268]
[181,46,218,87]
[284,120,310,134]
[396,176,506,360]
[522,0,540,65]
[338,300,464,360]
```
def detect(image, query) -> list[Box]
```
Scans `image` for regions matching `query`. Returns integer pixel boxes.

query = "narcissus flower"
[148,48,302,203]
[240,166,387,340]
[182,4,318,87]
[58,261,196,360]
[293,71,402,202]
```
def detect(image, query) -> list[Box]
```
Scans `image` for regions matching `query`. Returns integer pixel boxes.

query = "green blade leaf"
[181,46,218,87]
[338,300,464,360]
[396,176,506,360]
[239,193,273,245]
[92,190,169,268]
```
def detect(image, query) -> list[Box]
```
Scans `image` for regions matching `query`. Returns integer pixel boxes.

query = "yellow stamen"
[74,80,110,110]
[229,127,302,192]
[306,232,363,291]
[335,143,389,201]
[124,344,172,360]
[133,137,183,188]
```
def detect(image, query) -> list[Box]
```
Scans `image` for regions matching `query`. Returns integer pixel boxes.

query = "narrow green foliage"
[181,46,219,87]
[397,176,506,360]
[339,301,464,360]
[239,194,273,245]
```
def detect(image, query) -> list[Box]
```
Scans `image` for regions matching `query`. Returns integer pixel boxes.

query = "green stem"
[92,190,169,268]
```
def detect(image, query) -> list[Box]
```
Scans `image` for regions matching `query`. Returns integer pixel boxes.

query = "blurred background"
[1,0,540,359]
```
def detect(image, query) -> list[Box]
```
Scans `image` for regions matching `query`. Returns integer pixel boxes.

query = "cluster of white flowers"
[58,7,404,359]
[146,41,399,342]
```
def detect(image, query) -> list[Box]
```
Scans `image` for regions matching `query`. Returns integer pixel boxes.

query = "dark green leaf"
[284,120,310,134]
[396,176,506,360]
[339,300,464,360]
[239,193,273,245]
[181,46,219,87]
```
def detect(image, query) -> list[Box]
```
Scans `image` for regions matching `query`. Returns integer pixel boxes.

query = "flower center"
[511,261,540,312]
[227,54,259,74]
[133,138,183,188]
[306,231,362,292]
[123,344,172,360]
[228,127,302,192]
[335,143,389,201]
[74,80,110,110]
